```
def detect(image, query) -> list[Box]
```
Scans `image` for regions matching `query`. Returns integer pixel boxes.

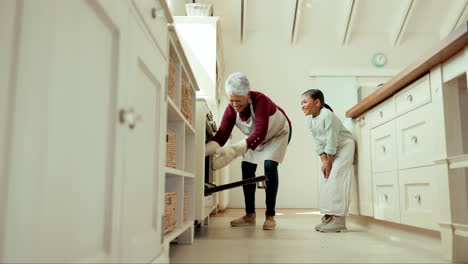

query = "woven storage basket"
[164,192,177,234]
[166,130,176,168]
[181,79,192,122]
[183,192,188,222]
[168,58,176,100]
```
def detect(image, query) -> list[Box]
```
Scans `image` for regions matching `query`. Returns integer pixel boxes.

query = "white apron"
[308,116,355,216]
[236,100,290,165]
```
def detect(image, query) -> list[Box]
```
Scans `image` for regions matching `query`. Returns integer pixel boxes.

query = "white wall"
[217,30,441,210]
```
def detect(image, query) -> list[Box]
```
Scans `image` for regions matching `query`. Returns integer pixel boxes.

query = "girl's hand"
[321,163,327,178]
[323,162,332,179]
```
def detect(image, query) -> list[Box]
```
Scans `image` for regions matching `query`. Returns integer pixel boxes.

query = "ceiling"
[187,0,468,45]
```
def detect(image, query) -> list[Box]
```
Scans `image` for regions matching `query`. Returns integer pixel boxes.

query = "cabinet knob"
[381,146,386,153]
[411,136,418,144]
[384,193,389,201]
[151,8,157,19]
[378,111,383,118]
[406,94,413,102]
[119,108,142,130]
[414,194,421,202]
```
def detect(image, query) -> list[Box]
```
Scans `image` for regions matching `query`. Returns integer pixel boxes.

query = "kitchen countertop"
[346,22,468,118]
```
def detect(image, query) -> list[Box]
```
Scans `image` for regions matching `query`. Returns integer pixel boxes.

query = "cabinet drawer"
[395,75,431,115]
[131,0,169,55]
[396,104,434,169]
[369,97,396,128]
[371,120,397,173]
[372,171,400,223]
[399,166,437,230]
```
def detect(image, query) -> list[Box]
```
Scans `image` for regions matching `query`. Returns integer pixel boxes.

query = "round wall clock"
[371,53,387,67]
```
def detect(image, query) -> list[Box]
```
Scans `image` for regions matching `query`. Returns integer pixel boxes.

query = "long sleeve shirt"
[212,91,291,151]
[306,108,353,155]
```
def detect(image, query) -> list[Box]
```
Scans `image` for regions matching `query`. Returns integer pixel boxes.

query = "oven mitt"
[205,141,221,156]
[212,139,247,170]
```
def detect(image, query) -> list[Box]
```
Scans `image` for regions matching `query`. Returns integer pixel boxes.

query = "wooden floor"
[169,209,450,263]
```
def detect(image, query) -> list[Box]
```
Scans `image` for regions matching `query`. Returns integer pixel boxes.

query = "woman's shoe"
[263,216,276,230]
[230,214,256,227]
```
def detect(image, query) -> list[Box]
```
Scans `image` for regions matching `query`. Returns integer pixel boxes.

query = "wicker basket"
[168,58,176,100]
[166,130,176,168]
[181,78,192,123]
[164,192,177,234]
[183,192,188,222]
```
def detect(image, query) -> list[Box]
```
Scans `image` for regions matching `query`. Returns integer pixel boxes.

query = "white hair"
[225,72,250,96]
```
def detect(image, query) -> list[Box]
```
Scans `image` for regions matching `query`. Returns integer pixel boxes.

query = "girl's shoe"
[315,215,332,231]
[318,216,347,233]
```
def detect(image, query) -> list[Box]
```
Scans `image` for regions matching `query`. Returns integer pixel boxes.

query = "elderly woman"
[205,72,292,230]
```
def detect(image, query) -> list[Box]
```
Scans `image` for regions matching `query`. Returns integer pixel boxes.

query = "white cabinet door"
[354,115,374,216]
[371,120,398,173]
[396,104,434,169]
[398,166,437,230]
[119,12,166,263]
[1,1,126,262]
[372,171,401,223]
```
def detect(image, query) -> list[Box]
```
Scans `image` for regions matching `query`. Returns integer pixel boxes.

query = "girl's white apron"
[307,115,355,216]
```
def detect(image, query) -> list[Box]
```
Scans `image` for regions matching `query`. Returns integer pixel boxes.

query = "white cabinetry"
[348,25,468,261]
[120,6,167,262]
[353,114,373,216]
[367,74,438,230]
[0,1,128,262]
[0,1,197,263]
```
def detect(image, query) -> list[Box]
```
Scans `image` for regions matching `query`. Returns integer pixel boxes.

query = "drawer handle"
[414,194,421,202]
[151,8,157,19]
[381,146,386,153]
[384,194,388,201]
[411,136,418,144]
[378,111,383,118]
[406,94,413,102]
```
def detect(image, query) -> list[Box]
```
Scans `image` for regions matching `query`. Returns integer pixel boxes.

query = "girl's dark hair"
[302,89,333,112]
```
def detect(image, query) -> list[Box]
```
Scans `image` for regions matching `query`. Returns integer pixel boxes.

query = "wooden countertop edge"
[346,22,468,118]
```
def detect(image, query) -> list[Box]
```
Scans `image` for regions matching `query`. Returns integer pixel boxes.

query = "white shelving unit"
[162,25,199,250]
[173,16,229,226]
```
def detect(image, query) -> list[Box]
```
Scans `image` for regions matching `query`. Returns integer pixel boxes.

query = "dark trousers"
[242,126,292,217]
[242,160,279,216]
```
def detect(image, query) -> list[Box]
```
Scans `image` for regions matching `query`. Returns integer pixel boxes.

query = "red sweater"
[212,91,291,150]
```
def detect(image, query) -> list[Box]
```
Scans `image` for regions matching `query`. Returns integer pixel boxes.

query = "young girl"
[300,89,355,233]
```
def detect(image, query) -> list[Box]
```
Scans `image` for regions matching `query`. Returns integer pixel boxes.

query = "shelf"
[448,154,468,169]
[163,221,192,245]
[167,97,195,132]
[166,167,195,178]
[185,120,195,134]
